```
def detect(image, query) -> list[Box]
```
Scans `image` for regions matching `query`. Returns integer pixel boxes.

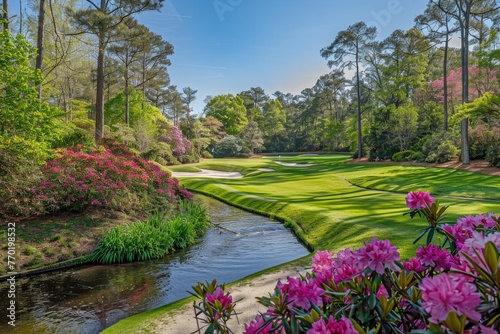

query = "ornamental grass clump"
[30,139,192,215]
[192,190,500,334]
[91,202,210,264]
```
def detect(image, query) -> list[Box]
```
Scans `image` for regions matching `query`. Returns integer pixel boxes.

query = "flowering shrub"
[28,139,192,215]
[159,124,192,158]
[190,280,237,334]
[193,190,500,333]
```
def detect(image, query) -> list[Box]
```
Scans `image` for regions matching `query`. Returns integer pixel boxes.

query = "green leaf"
[414,226,431,244]
[426,227,435,246]
[443,311,466,334]
[461,252,496,285]
[367,293,377,310]
[484,241,500,275]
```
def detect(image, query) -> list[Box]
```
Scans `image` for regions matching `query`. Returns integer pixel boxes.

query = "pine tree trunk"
[356,45,363,159]
[3,0,8,31]
[95,32,106,141]
[35,0,45,100]
[460,9,470,164]
[125,66,129,125]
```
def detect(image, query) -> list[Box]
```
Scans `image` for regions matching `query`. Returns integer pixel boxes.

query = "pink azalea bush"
[192,191,500,333]
[160,124,192,157]
[30,139,192,214]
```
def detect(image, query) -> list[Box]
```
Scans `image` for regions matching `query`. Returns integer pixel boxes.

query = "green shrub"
[167,215,195,249]
[392,150,426,163]
[201,150,213,159]
[421,131,457,157]
[53,128,93,149]
[91,201,210,264]
[486,140,500,167]
[410,151,426,162]
[141,142,180,166]
[214,136,245,158]
[392,150,414,162]
[179,147,200,164]
[425,140,458,163]
[0,145,46,216]
[23,246,39,256]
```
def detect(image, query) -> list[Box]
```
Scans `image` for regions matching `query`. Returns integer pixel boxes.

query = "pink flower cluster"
[429,66,499,105]
[244,315,272,334]
[354,237,400,274]
[420,273,481,323]
[206,287,233,309]
[443,213,498,250]
[307,316,359,334]
[33,139,192,214]
[285,276,324,310]
[160,124,192,157]
[415,244,453,271]
[405,190,434,210]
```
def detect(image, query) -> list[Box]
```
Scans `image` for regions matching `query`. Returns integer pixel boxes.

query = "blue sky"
[136,0,428,115]
[13,0,428,116]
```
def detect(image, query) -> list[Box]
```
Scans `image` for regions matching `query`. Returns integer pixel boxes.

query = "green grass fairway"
[177,154,500,259]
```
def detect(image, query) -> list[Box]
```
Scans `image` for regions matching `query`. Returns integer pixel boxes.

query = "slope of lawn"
[174,154,500,259]
[342,164,500,200]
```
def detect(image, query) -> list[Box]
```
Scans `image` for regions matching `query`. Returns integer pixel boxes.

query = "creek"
[0,195,309,334]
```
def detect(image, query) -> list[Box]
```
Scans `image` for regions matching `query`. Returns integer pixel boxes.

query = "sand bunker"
[274,161,315,167]
[171,169,243,178]
[258,168,275,172]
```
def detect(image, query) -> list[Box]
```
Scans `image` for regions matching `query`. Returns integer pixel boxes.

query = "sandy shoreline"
[152,268,305,334]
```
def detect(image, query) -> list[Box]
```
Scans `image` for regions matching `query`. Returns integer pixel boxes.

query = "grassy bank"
[0,210,139,276]
[105,154,499,333]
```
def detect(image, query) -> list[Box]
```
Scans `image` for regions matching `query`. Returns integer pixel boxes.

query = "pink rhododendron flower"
[376,284,389,299]
[307,315,359,334]
[420,273,481,323]
[244,315,272,334]
[402,257,425,272]
[354,237,401,274]
[312,250,335,283]
[455,213,498,230]
[472,213,498,229]
[460,232,500,274]
[443,223,474,251]
[405,190,434,210]
[206,287,233,309]
[457,215,479,229]
[464,325,498,334]
[416,244,453,271]
[287,276,324,310]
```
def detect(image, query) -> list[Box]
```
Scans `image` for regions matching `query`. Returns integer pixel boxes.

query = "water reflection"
[0,195,309,334]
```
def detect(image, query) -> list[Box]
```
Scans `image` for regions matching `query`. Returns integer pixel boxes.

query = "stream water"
[0,195,309,334]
